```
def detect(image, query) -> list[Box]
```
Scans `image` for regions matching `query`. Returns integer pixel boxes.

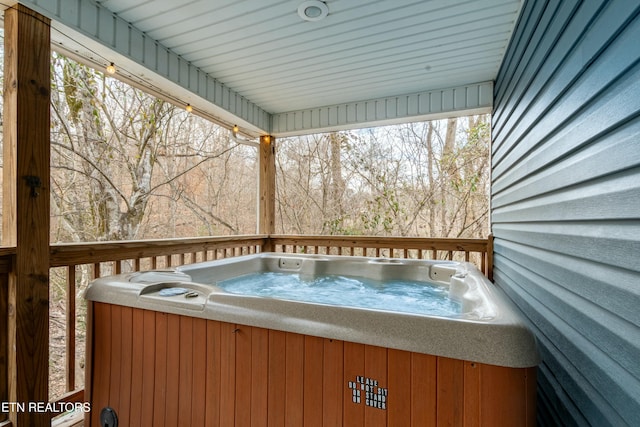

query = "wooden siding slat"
[303,336,324,427]
[191,318,207,426]
[114,307,133,426]
[284,333,304,426]
[152,312,168,427]
[479,364,526,426]
[387,349,411,426]
[128,308,145,426]
[141,311,157,426]
[364,345,387,426]
[410,353,436,427]
[164,314,181,426]
[219,322,237,426]
[343,342,365,425]
[251,327,269,427]
[322,339,343,427]
[178,316,193,427]
[205,321,222,427]
[268,330,286,426]
[466,362,482,427]
[90,303,110,427]
[108,304,122,420]
[437,357,464,426]
[235,326,252,426]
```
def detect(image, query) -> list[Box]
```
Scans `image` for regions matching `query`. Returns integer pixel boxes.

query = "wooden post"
[259,135,275,251]
[3,5,51,426]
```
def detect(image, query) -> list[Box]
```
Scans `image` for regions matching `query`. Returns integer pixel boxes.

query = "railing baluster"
[481,252,487,276]
[66,265,76,392]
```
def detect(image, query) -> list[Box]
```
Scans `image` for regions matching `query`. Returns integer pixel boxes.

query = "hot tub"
[84,253,538,426]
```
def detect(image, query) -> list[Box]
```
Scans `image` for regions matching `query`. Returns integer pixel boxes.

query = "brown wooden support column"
[2,5,51,426]
[259,135,275,251]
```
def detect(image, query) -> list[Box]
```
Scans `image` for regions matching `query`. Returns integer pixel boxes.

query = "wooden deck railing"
[0,234,491,423]
[270,234,493,277]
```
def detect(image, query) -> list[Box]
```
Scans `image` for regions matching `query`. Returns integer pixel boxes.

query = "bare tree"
[276,116,490,238]
[49,53,256,242]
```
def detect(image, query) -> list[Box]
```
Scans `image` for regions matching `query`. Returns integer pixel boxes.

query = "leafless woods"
[2,53,490,243]
[276,117,490,238]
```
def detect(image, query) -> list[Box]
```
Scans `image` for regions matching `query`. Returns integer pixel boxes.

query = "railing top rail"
[49,234,269,267]
[0,247,16,256]
[2,234,490,268]
[269,234,489,251]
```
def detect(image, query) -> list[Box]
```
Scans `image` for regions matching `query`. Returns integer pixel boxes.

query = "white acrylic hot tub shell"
[84,253,539,368]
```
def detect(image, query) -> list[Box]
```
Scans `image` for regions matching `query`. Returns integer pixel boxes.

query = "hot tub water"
[217,272,461,316]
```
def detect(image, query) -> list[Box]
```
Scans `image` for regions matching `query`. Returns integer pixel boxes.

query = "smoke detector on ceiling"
[298,1,329,21]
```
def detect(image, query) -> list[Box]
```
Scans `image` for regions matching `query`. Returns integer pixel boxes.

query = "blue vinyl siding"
[491,0,640,425]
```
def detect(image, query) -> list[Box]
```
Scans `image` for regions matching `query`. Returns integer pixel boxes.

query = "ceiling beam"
[270,82,493,137]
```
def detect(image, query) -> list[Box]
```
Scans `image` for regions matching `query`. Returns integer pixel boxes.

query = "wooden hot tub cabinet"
[86,302,536,427]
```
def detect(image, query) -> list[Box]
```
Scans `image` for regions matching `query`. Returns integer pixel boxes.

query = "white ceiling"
[3,0,522,135]
[93,0,522,114]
